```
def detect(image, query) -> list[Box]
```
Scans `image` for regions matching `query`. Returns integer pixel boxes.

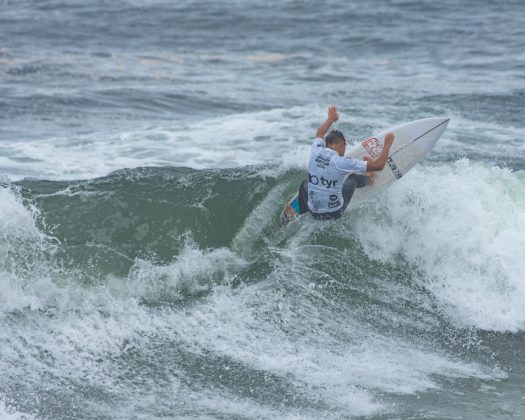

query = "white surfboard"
[280,117,450,225]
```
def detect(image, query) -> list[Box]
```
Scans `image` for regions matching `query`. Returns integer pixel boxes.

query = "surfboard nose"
[412,117,450,140]
[388,117,450,157]
[430,117,449,125]
[431,117,450,138]
[421,117,450,127]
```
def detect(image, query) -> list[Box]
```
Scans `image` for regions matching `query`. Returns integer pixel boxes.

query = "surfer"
[297,105,395,220]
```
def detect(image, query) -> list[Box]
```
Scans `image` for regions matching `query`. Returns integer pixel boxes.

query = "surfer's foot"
[284,204,297,218]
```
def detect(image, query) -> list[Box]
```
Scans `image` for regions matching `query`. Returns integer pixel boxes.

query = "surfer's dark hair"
[325,130,346,146]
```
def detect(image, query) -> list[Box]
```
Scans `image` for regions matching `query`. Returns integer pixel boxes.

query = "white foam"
[0,186,42,241]
[161,284,384,415]
[0,187,58,314]
[0,105,322,181]
[0,224,504,418]
[118,243,247,301]
[435,114,524,159]
[0,104,407,181]
[184,389,310,419]
[0,400,35,420]
[162,279,499,417]
[355,160,525,331]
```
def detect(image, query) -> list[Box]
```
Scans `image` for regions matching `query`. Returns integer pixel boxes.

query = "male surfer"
[297,105,395,220]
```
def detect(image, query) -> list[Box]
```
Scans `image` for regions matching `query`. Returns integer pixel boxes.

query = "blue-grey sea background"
[1,0,525,418]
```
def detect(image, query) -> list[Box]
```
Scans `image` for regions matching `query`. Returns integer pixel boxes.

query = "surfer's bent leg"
[298,180,310,214]
[354,174,369,189]
[341,174,369,212]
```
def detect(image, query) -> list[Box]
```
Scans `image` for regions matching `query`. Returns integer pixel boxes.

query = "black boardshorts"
[298,174,369,220]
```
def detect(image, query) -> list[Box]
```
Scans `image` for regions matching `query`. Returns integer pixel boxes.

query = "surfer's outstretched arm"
[316,105,339,138]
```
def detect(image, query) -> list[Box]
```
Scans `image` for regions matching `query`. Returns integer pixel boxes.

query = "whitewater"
[1,0,525,418]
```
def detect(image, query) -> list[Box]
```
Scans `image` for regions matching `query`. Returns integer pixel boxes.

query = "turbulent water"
[1,0,525,419]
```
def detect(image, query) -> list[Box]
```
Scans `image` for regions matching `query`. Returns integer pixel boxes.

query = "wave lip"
[0,186,59,314]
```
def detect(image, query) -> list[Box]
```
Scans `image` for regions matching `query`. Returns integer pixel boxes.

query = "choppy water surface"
[1,0,524,418]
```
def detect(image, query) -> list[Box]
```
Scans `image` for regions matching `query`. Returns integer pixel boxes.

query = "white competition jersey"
[307,138,367,213]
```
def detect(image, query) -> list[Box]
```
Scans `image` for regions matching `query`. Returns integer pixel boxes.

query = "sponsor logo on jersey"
[315,154,331,169]
[308,173,338,189]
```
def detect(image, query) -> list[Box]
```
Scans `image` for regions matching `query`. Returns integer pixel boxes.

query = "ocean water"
[1,0,524,418]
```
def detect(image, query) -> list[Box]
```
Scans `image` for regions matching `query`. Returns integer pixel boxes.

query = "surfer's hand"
[384,132,395,148]
[327,105,339,122]
[316,105,339,138]
[363,156,372,162]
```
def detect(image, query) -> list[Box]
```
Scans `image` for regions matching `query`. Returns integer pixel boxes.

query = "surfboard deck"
[279,117,450,225]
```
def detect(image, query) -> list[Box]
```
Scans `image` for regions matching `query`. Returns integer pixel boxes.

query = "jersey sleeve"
[333,156,367,174]
[311,137,325,151]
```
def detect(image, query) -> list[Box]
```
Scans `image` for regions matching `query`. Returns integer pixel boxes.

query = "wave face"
[1,162,524,418]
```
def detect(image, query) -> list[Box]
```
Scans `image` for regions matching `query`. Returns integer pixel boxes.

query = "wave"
[5,160,525,331]
[1,160,522,418]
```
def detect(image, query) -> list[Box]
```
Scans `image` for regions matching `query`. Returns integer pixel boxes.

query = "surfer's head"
[325,130,346,156]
